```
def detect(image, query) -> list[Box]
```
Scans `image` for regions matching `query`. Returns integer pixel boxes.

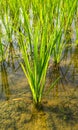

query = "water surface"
[0,45,78,130]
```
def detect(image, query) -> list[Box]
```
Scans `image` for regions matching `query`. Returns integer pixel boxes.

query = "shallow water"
[0,45,78,130]
[0,1,78,129]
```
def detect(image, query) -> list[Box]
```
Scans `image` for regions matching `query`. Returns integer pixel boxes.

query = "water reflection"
[0,61,11,100]
[0,45,78,101]
[63,45,78,85]
[46,45,78,97]
[7,41,16,69]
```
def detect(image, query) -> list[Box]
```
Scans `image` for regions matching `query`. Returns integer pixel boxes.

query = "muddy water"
[0,45,78,130]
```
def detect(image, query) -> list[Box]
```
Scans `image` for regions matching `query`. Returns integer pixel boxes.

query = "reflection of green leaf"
[46,76,61,95]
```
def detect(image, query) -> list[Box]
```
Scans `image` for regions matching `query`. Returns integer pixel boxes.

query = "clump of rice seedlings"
[0,0,77,109]
[18,0,60,109]
[52,0,78,66]
[0,0,20,65]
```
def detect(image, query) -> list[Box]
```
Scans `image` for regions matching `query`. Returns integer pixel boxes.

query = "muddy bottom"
[0,90,78,130]
[0,45,78,130]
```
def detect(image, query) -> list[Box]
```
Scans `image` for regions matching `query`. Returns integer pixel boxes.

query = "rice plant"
[0,0,20,67]
[52,0,78,66]
[17,0,61,108]
[0,0,77,109]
